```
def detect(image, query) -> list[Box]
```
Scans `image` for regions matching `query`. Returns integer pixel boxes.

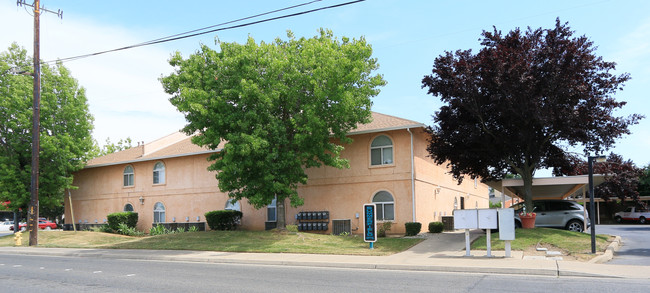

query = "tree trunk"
[521,170,535,214]
[276,197,286,229]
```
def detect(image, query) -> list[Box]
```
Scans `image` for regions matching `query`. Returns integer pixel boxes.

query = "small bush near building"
[405,222,422,236]
[107,212,138,231]
[150,224,170,236]
[286,224,298,233]
[378,221,392,237]
[118,223,144,236]
[205,210,243,230]
[428,222,444,233]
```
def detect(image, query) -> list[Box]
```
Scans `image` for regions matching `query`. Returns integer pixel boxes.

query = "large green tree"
[421,19,643,213]
[0,44,95,219]
[162,29,385,228]
[89,137,133,158]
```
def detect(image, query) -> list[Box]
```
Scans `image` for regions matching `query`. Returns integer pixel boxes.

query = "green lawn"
[471,228,611,256]
[1,230,422,256]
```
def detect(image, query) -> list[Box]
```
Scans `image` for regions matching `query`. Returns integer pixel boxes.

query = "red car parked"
[9,220,57,231]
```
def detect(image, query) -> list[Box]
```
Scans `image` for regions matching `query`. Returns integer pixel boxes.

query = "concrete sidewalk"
[0,230,646,280]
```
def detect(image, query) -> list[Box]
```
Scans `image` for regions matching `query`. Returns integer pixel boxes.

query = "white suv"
[512,200,589,232]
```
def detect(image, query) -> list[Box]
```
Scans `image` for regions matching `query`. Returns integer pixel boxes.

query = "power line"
[44,0,365,65]
[130,0,323,48]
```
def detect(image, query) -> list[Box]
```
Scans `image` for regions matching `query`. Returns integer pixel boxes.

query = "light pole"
[588,155,606,254]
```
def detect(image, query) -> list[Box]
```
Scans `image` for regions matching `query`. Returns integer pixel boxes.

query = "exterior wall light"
[139,196,144,205]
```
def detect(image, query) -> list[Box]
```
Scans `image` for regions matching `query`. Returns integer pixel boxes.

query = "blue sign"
[363,204,377,242]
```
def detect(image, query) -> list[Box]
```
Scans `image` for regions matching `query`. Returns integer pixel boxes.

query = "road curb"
[0,247,594,278]
[588,236,621,264]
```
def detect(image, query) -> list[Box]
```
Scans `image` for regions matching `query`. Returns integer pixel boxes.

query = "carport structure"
[486,174,606,224]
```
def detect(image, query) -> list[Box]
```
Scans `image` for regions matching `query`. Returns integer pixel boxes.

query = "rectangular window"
[123,174,133,187]
[382,147,393,164]
[267,207,276,222]
[371,148,382,165]
[384,203,394,220]
[267,197,277,222]
[153,171,160,184]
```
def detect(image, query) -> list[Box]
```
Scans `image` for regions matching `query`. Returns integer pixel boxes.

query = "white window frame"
[370,135,394,166]
[123,165,134,187]
[153,161,166,185]
[372,191,395,221]
[153,202,166,223]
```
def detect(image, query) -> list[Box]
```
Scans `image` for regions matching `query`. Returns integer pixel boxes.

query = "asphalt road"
[593,224,650,266]
[1,254,649,293]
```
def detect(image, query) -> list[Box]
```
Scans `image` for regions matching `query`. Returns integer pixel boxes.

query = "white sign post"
[453,209,478,256]
[498,208,515,257]
[454,209,499,257]
[478,209,498,257]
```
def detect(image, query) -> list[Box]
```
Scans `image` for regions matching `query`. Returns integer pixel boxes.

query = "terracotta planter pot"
[520,213,536,229]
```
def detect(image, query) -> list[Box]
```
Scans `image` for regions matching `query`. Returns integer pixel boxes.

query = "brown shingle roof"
[85,112,424,168]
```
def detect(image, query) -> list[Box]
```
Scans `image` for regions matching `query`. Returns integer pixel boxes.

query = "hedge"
[205,210,243,230]
[428,221,444,233]
[107,212,138,231]
[405,222,422,236]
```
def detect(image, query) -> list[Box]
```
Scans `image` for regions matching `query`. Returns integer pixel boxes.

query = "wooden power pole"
[17,0,63,246]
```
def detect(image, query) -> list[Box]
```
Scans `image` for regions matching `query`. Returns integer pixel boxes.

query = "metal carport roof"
[486,174,606,201]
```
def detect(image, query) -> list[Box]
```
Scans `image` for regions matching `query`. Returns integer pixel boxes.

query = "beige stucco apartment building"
[65,112,489,235]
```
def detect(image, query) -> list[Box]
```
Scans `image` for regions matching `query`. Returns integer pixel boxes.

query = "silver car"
[512,200,589,232]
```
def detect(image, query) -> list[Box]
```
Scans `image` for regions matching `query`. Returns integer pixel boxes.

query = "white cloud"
[1,2,186,145]
[611,18,650,80]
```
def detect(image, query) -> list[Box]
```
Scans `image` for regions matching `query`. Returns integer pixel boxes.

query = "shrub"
[205,210,243,230]
[117,223,144,236]
[428,222,444,233]
[107,212,138,231]
[149,224,169,236]
[286,224,298,233]
[405,222,422,236]
[91,225,113,233]
[188,226,199,232]
[378,221,392,237]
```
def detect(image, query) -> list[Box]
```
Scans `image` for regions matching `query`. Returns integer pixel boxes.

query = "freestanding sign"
[363,204,377,249]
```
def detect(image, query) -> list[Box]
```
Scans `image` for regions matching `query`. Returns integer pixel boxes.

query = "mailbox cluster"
[297,211,329,220]
[296,211,329,231]
[298,222,329,231]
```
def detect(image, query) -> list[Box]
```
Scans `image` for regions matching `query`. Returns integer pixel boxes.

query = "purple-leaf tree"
[422,19,643,213]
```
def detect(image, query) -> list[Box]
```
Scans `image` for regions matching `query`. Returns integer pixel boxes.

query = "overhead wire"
[129,0,324,48]
[43,0,365,65]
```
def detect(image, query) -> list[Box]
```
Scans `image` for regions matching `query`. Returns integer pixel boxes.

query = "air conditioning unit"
[332,219,351,235]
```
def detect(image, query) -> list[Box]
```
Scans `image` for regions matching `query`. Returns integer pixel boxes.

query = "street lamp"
[588,155,606,254]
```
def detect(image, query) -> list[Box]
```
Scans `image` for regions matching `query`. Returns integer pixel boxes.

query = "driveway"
[592,224,650,266]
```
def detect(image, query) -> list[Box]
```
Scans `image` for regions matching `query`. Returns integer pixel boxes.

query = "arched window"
[153,202,166,223]
[372,191,395,221]
[370,135,393,166]
[124,203,134,212]
[123,165,134,187]
[225,199,241,211]
[153,161,165,184]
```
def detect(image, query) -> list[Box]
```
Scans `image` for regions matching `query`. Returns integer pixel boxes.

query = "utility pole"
[17,0,63,246]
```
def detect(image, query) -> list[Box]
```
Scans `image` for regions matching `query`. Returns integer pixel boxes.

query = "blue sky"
[1,0,649,169]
